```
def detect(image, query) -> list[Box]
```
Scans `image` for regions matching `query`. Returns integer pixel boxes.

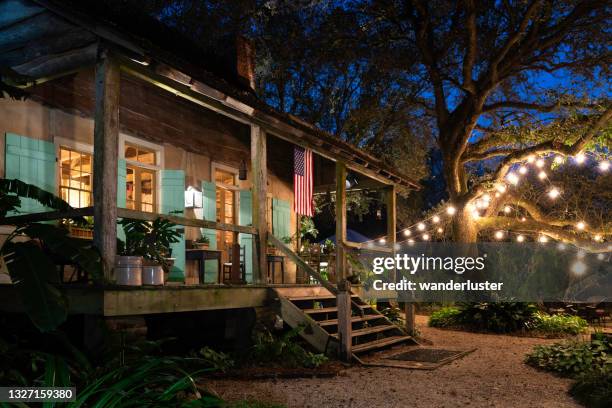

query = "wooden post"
[404,303,416,336]
[335,162,347,282]
[251,125,267,284]
[93,48,120,281]
[385,185,397,282]
[335,161,351,361]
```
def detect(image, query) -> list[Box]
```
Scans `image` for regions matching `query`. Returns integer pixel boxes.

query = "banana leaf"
[3,241,68,332]
[0,179,74,219]
[19,223,102,280]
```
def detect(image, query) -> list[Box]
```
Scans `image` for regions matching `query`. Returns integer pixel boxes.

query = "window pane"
[214,169,235,185]
[137,148,156,165]
[125,145,138,161]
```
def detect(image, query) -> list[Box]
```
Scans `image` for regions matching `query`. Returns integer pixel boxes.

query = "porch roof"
[1,0,420,189]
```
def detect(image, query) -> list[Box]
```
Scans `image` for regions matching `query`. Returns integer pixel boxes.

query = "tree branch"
[462,0,478,94]
[488,107,612,185]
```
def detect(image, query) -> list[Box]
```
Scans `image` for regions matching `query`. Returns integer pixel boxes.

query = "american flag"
[294,146,313,216]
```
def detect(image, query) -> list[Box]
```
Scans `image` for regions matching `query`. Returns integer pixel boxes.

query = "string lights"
[357,151,609,253]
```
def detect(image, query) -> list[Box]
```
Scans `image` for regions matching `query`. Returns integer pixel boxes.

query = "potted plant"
[117,218,181,286]
[194,235,209,249]
[60,216,94,239]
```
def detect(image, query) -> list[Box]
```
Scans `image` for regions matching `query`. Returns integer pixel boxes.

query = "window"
[123,140,161,213]
[59,147,92,208]
[126,166,156,212]
[125,143,157,165]
[214,166,238,252]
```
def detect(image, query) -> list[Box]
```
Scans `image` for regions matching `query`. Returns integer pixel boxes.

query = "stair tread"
[303,304,373,314]
[318,315,384,326]
[289,294,358,301]
[352,335,413,353]
[332,324,397,338]
[303,307,338,314]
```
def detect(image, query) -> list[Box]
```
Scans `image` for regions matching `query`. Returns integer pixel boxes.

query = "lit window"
[59,147,92,208]
[125,143,158,213]
[214,169,236,185]
[126,166,156,213]
[125,143,156,165]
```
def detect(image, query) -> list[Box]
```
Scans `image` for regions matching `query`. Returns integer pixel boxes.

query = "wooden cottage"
[0,0,419,360]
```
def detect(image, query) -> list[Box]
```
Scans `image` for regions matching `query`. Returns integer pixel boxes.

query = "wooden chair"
[222,245,246,282]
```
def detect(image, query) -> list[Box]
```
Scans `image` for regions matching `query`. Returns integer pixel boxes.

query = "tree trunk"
[451,206,479,243]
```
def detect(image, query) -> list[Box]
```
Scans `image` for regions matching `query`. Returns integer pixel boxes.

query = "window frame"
[120,134,163,213]
[55,137,94,209]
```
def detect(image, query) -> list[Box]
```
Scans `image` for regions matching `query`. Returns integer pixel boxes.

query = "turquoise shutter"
[239,189,253,283]
[5,133,56,214]
[161,170,185,282]
[272,198,291,240]
[201,180,218,282]
[117,159,127,242]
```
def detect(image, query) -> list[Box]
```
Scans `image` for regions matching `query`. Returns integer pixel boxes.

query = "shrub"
[525,337,611,377]
[249,327,328,368]
[569,368,612,408]
[428,307,461,328]
[199,347,235,372]
[456,302,537,333]
[527,312,588,336]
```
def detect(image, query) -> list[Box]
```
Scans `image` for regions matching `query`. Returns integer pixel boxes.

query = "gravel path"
[208,316,580,408]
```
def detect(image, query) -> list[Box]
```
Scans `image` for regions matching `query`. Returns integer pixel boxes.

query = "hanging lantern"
[238,159,247,180]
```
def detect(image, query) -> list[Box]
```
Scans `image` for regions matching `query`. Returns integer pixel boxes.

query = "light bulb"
[494,231,504,240]
[538,171,547,180]
[557,243,566,251]
[575,153,586,164]
[593,234,602,242]
[535,158,545,168]
[516,235,525,242]
[422,233,430,241]
[482,193,491,202]
[437,227,443,234]
[506,172,520,185]
[417,222,426,231]
[527,155,535,163]
[496,184,507,194]
[403,229,411,236]
[597,253,605,261]
[554,156,563,164]
[407,239,415,245]
[518,166,528,175]
[599,161,610,171]
[538,235,549,243]
[503,205,512,214]
[432,215,440,223]
[570,260,587,275]
[576,221,586,230]
[521,217,526,222]
[471,210,480,219]
[379,238,386,244]
[548,188,560,199]
[446,206,457,216]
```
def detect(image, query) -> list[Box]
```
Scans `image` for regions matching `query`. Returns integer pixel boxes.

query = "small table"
[267,254,285,283]
[186,248,222,284]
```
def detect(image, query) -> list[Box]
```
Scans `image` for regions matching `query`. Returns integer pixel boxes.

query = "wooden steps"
[276,290,418,361]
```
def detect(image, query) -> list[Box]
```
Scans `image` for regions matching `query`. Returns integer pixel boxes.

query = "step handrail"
[267,233,338,295]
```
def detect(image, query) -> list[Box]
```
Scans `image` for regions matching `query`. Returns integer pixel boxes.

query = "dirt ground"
[208,315,580,408]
